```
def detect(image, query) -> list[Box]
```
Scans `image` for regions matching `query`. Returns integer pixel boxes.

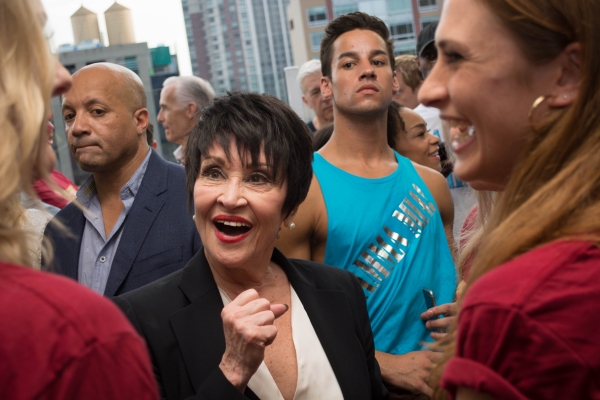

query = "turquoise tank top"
[313,152,457,354]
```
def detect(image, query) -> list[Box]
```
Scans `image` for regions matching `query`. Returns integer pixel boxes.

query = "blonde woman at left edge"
[0,0,158,398]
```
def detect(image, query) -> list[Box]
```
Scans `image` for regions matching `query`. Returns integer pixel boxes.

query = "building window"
[122,56,138,73]
[334,4,358,18]
[387,0,412,13]
[389,22,414,40]
[310,31,324,51]
[419,0,437,9]
[307,6,328,26]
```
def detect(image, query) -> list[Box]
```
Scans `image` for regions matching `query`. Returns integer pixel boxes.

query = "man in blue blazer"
[44,63,201,297]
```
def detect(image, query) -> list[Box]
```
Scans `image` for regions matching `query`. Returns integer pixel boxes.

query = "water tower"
[71,6,101,45]
[105,2,136,46]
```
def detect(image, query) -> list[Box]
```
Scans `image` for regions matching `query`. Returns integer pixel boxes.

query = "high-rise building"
[182,0,293,101]
[287,0,444,65]
[105,2,136,46]
[70,6,102,45]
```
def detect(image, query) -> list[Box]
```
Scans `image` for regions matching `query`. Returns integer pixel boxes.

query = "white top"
[218,286,344,400]
[173,145,185,164]
[414,103,444,142]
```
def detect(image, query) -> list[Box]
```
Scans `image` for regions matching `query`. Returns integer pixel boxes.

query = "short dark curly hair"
[320,12,395,79]
[185,92,314,218]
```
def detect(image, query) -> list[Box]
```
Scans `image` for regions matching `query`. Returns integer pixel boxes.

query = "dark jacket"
[44,150,201,296]
[113,247,388,400]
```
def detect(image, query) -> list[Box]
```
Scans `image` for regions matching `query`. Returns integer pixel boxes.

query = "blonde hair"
[432,0,600,396]
[0,0,55,266]
[394,54,423,91]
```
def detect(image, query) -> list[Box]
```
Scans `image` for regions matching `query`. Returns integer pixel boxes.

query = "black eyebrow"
[409,123,427,131]
[338,51,358,60]
[338,49,388,60]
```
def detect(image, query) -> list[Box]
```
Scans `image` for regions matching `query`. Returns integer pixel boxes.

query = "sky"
[41,0,193,76]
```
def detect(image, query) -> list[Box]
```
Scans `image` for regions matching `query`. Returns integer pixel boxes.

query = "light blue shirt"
[77,150,152,294]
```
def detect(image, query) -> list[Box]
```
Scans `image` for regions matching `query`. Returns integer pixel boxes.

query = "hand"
[420,302,458,340]
[219,289,288,392]
[375,350,441,396]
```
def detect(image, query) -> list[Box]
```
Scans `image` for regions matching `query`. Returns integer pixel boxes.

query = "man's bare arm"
[277,175,326,262]
[414,163,455,256]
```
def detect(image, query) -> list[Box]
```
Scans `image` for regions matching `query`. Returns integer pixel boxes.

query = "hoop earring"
[528,95,551,128]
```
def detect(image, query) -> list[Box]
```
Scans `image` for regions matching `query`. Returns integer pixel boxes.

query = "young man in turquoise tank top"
[278,12,458,398]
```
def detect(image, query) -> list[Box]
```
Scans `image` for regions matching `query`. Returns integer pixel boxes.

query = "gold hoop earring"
[528,95,551,128]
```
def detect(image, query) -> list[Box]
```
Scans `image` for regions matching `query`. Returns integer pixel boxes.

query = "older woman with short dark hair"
[114,92,387,400]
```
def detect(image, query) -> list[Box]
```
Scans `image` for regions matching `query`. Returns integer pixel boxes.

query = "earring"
[528,95,551,128]
[192,215,196,221]
[288,222,296,231]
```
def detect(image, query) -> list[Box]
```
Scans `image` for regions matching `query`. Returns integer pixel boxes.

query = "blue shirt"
[313,152,457,354]
[77,150,152,294]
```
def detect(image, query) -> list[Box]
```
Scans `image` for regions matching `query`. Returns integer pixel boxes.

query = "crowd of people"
[1,0,599,399]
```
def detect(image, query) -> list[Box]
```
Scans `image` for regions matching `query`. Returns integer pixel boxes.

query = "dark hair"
[145,122,154,147]
[185,92,314,217]
[312,107,400,151]
[320,12,395,79]
[386,102,402,149]
[312,124,333,151]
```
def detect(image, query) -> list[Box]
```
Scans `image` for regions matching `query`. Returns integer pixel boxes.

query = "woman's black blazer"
[113,247,388,400]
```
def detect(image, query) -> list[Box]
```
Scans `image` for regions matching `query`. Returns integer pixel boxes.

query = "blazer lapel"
[104,151,167,296]
[169,251,259,399]
[274,250,368,399]
[47,205,85,279]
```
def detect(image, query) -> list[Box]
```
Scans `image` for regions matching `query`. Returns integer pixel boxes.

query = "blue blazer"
[43,150,202,297]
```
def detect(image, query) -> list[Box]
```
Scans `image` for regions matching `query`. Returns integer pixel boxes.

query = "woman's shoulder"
[465,240,600,310]
[287,257,358,288]
[0,261,145,355]
[449,241,600,399]
[115,265,187,313]
[461,240,600,352]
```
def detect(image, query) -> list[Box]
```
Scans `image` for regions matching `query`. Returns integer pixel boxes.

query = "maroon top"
[442,240,600,399]
[32,170,78,209]
[0,261,159,399]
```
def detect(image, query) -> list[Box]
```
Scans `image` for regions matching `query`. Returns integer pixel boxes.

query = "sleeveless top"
[313,152,457,354]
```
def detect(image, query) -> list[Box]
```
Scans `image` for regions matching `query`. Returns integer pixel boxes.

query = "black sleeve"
[349,274,389,400]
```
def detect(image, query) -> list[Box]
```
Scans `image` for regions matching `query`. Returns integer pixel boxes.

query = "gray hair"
[296,59,322,94]
[163,76,215,112]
